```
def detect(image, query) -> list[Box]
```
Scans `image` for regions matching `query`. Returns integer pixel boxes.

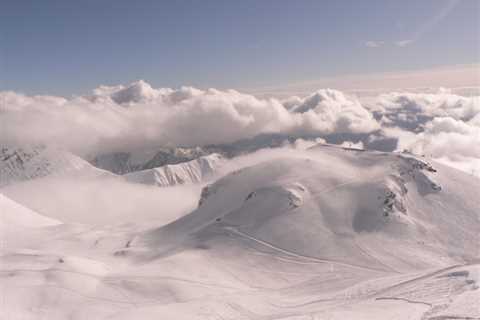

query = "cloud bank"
[1,80,479,176]
[1,81,378,154]
[373,91,480,175]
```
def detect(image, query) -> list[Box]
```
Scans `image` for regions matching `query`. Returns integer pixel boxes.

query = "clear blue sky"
[1,0,478,95]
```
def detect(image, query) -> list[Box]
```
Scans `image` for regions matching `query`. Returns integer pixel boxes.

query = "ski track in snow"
[2,145,479,319]
[224,226,390,273]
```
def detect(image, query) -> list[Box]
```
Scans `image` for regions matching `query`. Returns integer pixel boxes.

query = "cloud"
[2,80,479,178]
[366,90,480,176]
[2,175,201,225]
[380,97,480,176]
[406,116,480,177]
[0,81,379,155]
[285,89,380,134]
[371,90,480,131]
[394,0,460,46]
[394,40,413,47]
[407,116,480,159]
[365,41,384,48]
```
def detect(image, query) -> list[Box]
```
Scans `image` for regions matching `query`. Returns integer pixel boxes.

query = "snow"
[0,145,113,187]
[89,146,208,174]
[1,145,479,319]
[0,194,61,228]
[137,146,479,271]
[1,175,201,225]
[123,153,223,187]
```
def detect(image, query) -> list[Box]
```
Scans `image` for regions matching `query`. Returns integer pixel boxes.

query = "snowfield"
[1,144,479,319]
[0,145,113,188]
[123,153,224,187]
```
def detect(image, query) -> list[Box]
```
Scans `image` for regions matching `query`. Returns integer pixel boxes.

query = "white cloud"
[372,91,480,176]
[2,175,201,225]
[2,81,479,178]
[286,89,380,134]
[365,41,384,48]
[372,90,480,131]
[435,156,480,177]
[394,39,413,47]
[407,117,480,159]
[0,81,379,155]
[391,115,480,177]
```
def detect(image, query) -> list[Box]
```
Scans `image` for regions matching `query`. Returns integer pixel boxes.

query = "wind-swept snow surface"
[1,145,478,319]
[123,153,223,187]
[137,146,479,270]
[0,194,60,228]
[0,145,112,187]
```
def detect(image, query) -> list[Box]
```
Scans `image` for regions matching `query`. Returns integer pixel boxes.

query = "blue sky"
[1,0,478,95]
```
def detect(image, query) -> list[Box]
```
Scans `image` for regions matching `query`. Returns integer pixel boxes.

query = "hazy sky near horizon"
[1,0,479,95]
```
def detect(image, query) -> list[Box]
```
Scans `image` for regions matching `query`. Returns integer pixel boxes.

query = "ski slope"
[1,145,479,319]
[136,145,479,270]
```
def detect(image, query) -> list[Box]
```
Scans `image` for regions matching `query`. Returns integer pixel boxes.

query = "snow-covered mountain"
[123,153,224,187]
[1,145,479,320]
[0,145,114,187]
[89,146,208,174]
[88,135,301,175]
[135,145,479,271]
[88,132,400,177]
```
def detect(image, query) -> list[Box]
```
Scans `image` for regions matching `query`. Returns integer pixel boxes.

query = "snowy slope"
[0,145,114,187]
[88,134,306,174]
[0,193,61,228]
[137,145,479,271]
[123,153,224,187]
[1,145,479,320]
[89,146,208,174]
